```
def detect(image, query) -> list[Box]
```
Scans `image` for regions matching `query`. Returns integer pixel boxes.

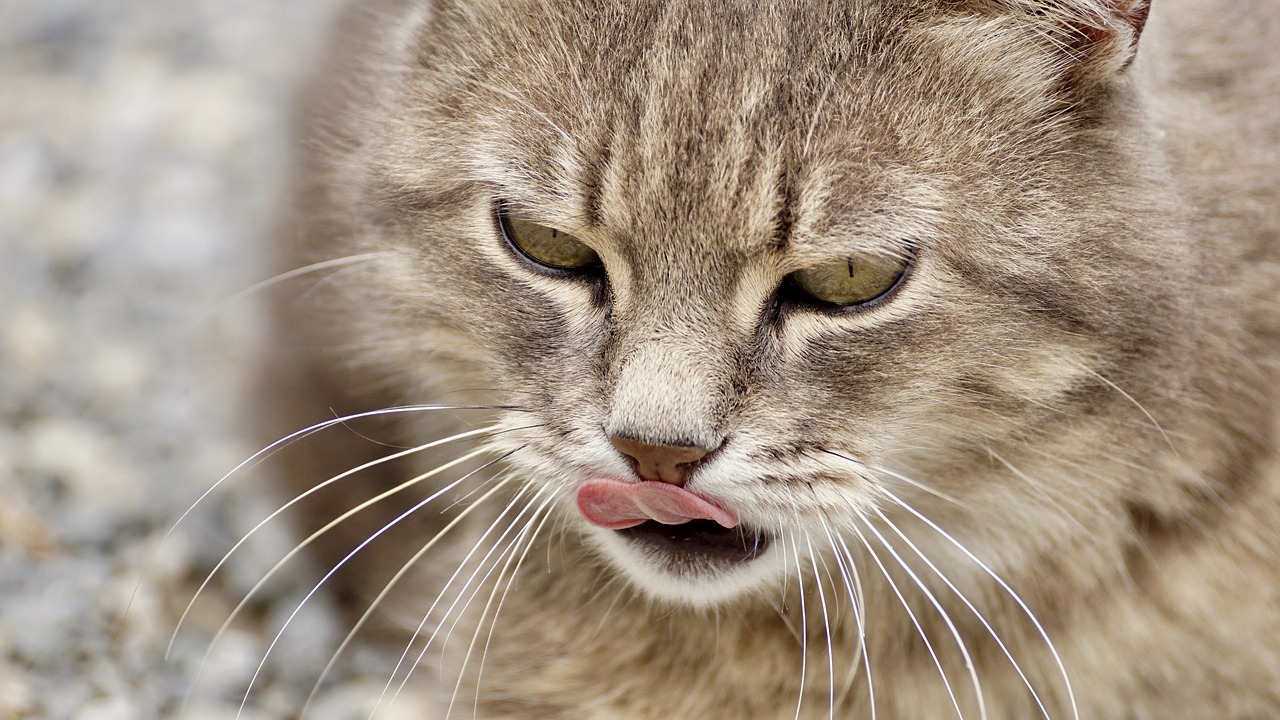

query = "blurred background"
[0,0,428,717]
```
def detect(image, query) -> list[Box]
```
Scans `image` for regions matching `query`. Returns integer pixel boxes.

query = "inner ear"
[957,0,1152,83]
[1106,0,1150,38]
[1066,0,1150,71]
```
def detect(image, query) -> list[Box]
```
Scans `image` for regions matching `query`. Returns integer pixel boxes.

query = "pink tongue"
[576,478,739,530]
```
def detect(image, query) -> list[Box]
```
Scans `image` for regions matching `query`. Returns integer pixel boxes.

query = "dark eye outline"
[494,200,603,279]
[780,250,915,313]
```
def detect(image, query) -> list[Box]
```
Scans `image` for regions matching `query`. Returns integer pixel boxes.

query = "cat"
[239,0,1280,717]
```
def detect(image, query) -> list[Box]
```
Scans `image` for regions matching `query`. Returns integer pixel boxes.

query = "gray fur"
[261,0,1280,717]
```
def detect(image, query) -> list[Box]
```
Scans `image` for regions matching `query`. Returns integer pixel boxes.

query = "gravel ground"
[0,1,435,717]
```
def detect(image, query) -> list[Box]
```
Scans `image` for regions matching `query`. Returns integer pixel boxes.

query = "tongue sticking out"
[576,478,739,530]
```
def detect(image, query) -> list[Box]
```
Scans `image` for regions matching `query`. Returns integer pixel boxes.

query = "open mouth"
[578,476,768,566]
[619,520,771,565]
[576,478,771,566]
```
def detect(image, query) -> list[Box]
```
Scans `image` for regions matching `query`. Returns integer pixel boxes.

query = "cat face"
[350,0,1193,604]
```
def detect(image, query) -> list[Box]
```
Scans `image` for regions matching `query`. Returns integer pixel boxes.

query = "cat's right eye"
[787,253,909,308]
[496,204,600,272]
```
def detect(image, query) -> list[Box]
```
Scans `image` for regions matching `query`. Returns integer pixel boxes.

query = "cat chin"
[584,525,788,607]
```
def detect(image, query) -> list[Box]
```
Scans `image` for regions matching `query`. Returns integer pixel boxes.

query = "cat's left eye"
[787,253,909,307]
[496,205,600,271]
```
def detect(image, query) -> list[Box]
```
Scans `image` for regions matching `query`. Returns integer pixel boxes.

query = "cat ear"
[1016,0,1145,94]
[956,1,1150,85]
[1062,0,1150,76]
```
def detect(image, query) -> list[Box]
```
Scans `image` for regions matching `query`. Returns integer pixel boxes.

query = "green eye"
[497,206,600,270]
[789,253,909,306]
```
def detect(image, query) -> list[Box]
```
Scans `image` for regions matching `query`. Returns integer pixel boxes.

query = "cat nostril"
[609,435,712,486]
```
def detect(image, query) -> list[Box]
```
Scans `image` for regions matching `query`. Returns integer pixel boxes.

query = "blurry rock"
[0,659,37,716]
[308,678,438,720]
[3,300,64,385]
[22,416,143,541]
[74,695,137,720]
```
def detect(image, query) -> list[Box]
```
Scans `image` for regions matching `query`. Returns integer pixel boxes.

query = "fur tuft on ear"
[1060,0,1149,70]
[977,0,1151,84]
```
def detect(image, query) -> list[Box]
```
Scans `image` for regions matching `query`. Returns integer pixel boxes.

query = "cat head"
[319,0,1207,605]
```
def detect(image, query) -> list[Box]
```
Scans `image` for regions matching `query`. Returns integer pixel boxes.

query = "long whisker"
[845,515,965,719]
[823,449,964,507]
[370,478,537,718]
[173,428,495,658]
[817,518,875,720]
[449,491,560,719]
[214,253,396,311]
[302,475,524,720]
[789,531,809,720]
[870,504,1052,719]
[982,445,1082,514]
[233,459,515,719]
[386,484,550,715]
[1068,359,1179,455]
[443,512,543,720]
[134,406,507,643]
[859,513,988,720]
[288,451,517,718]
[439,487,550,653]
[804,534,837,720]
[768,596,804,646]
[869,462,967,509]
[183,438,507,719]
[471,494,560,718]
[878,487,1079,720]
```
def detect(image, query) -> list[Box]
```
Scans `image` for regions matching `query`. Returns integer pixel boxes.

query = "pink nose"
[609,436,711,485]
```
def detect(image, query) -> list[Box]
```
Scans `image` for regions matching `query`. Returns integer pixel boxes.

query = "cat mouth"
[575,478,740,529]
[619,520,771,565]
[576,478,770,566]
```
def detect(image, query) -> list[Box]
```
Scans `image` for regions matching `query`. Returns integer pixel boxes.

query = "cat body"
[261,0,1280,717]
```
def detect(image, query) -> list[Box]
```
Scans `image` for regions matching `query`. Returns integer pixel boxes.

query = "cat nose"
[609,436,713,486]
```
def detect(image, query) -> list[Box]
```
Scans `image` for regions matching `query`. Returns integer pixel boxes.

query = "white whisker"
[215,253,396,312]
[300,476,522,720]
[982,445,1078,511]
[1068,359,1179,456]
[390,485,549,716]
[144,407,505,649]
[869,463,967,509]
[294,452,520,718]
[845,516,966,720]
[451,491,560,720]
[442,514,541,719]
[817,518,875,720]
[768,595,804,646]
[179,436,493,658]
[234,461,515,719]
[471,495,560,717]
[870,505,1052,719]
[789,531,809,720]
[879,487,1080,720]
[372,480,540,718]
[823,449,965,507]
[859,514,988,720]
[803,535,837,720]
